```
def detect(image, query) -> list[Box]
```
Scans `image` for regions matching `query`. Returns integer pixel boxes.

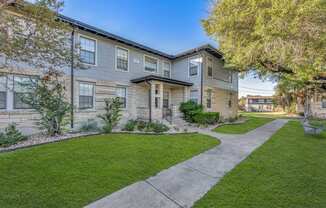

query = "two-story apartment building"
[245,95,274,112]
[0,13,238,134]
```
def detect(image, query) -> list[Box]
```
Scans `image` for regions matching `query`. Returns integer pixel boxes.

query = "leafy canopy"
[203,0,326,82]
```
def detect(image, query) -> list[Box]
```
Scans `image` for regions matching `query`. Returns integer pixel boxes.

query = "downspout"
[145,80,152,122]
[200,53,204,106]
[70,28,75,129]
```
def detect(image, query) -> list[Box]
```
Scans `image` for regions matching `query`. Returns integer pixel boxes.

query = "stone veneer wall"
[202,86,238,120]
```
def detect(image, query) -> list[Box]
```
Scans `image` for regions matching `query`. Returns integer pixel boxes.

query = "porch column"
[150,81,163,121]
[184,86,190,102]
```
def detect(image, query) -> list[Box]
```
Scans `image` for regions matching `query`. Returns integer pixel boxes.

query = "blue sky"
[59,0,275,97]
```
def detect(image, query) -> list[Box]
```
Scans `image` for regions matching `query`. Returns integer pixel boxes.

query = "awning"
[131,75,193,86]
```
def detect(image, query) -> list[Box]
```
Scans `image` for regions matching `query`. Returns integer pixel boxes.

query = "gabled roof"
[130,75,193,86]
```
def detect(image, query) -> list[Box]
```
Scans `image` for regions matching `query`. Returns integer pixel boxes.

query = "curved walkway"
[85,119,288,208]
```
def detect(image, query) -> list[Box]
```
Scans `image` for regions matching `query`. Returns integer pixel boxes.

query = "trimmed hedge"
[193,112,220,125]
[179,101,220,125]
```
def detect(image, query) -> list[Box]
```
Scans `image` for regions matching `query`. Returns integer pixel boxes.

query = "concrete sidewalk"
[85,119,288,208]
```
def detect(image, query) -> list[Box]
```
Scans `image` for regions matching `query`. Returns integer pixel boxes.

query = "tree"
[203,0,326,119]
[21,70,71,136]
[98,98,122,133]
[0,0,81,72]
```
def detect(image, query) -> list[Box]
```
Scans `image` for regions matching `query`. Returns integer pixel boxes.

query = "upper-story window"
[13,76,35,109]
[79,35,96,65]
[0,76,7,109]
[207,58,213,78]
[144,56,158,73]
[79,82,94,109]
[189,57,201,77]
[116,47,129,71]
[322,96,326,108]
[163,62,171,78]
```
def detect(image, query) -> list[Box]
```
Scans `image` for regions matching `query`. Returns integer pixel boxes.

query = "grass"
[240,111,297,119]
[214,116,274,134]
[0,133,219,208]
[195,121,326,208]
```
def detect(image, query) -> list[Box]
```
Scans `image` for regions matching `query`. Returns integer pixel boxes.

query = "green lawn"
[195,121,326,208]
[240,111,295,119]
[0,133,219,208]
[214,116,274,134]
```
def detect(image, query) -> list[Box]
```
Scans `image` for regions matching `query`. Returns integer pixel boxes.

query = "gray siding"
[72,30,172,84]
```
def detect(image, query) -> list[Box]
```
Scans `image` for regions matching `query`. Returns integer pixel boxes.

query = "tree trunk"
[303,89,312,121]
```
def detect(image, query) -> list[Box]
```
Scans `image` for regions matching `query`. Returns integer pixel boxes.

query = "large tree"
[0,0,82,134]
[203,0,326,118]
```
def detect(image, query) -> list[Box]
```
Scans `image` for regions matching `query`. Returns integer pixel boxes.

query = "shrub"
[137,120,147,131]
[21,71,71,136]
[123,120,137,131]
[79,119,99,132]
[0,124,27,147]
[145,122,169,133]
[98,97,122,133]
[179,101,203,122]
[193,112,220,125]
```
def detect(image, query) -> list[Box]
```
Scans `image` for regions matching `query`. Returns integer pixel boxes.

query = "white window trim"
[78,34,98,66]
[188,56,201,78]
[163,61,171,78]
[116,86,128,109]
[115,46,129,72]
[143,55,159,74]
[78,81,96,111]
[0,75,7,110]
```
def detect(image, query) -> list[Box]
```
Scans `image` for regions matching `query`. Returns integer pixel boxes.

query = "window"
[207,58,213,78]
[13,76,35,109]
[155,97,160,109]
[79,82,94,109]
[206,89,212,108]
[116,87,127,108]
[163,62,171,78]
[322,97,326,108]
[190,89,198,104]
[163,91,169,108]
[79,36,96,65]
[0,76,7,109]
[228,93,233,108]
[189,57,201,76]
[144,56,158,73]
[116,47,129,71]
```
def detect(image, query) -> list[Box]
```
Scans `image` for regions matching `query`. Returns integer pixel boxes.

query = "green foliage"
[137,120,147,131]
[0,123,27,147]
[145,122,169,133]
[203,0,326,82]
[79,119,99,132]
[123,120,137,132]
[193,112,220,125]
[98,97,122,133]
[22,71,71,136]
[179,101,203,122]
[0,0,83,71]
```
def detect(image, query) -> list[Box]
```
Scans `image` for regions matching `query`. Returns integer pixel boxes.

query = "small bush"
[98,97,122,133]
[193,112,220,125]
[0,124,27,147]
[123,120,137,131]
[137,120,147,131]
[79,119,99,132]
[179,101,203,122]
[145,122,169,133]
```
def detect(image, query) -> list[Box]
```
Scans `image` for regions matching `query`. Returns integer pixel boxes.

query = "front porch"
[131,75,193,123]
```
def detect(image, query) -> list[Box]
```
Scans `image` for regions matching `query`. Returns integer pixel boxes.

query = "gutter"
[200,53,204,106]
